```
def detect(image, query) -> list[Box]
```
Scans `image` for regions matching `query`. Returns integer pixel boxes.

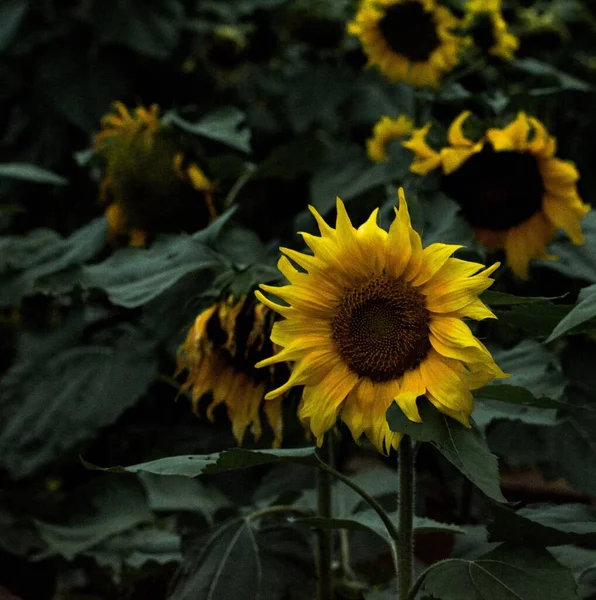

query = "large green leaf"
[0,324,157,478]
[84,526,182,582]
[167,108,251,153]
[170,521,314,600]
[0,218,107,305]
[488,503,596,547]
[0,163,67,185]
[543,211,596,282]
[82,0,184,59]
[297,512,463,546]
[513,58,592,91]
[386,401,505,502]
[546,284,596,342]
[416,545,578,600]
[551,546,596,600]
[84,447,319,477]
[0,0,30,51]
[35,479,152,561]
[309,144,401,216]
[83,210,235,308]
[474,341,566,428]
[138,472,231,524]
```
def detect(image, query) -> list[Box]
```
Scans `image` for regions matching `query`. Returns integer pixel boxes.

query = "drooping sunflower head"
[347,0,465,87]
[255,189,507,455]
[462,0,519,60]
[94,102,216,246]
[176,295,287,448]
[403,112,591,279]
[366,115,414,163]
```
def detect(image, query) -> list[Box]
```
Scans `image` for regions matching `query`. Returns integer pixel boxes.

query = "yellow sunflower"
[94,101,217,247]
[366,115,414,163]
[176,295,286,448]
[347,0,464,87]
[462,0,519,60]
[403,111,591,279]
[255,189,507,455]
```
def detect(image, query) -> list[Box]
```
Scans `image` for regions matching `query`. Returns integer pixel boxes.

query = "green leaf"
[0,229,61,273]
[310,144,402,216]
[417,545,578,600]
[494,302,575,337]
[83,236,225,308]
[84,526,182,582]
[513,58,592,91]
[475,385,567,410]
[488,503,596,547]
[386,401,505,502]
[35,479,152,560]
[83,447,319,477]
[170,521,314,600]
[550,546,596,600]
[0,325,157,478]
[83,0,184,59]
[543,211,596,282]
[0,218,107,306]
[546,284,596,342]
[284,65,355,133]
[297,512,463,546]
[82,210,234,308]
[167,108,251,153]
[138,472,231,524]
[481,291,560,306]
[0,162,67,185]
[0,0,30,51]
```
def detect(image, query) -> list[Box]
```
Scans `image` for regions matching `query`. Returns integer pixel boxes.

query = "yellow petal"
[298,365,358,443]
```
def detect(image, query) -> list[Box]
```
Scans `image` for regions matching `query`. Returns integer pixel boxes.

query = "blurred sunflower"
[94,102,217,247]
[177,295,286,448]
[255,189,507,455]
[462,0,518,60]
[366,115,414,162]
[403,111,591,279]
[347,0,464,87]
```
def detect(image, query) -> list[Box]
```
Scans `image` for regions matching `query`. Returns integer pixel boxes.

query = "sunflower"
[366,115,414,163]
[255,189,507,455]
[403,111,591,279]
[462,0,518,60]
[176,295,286,447]
[94,102,216,246]
[347,0,464,87]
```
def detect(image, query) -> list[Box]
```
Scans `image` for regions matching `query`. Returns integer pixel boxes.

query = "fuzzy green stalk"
[316,436,334,600]
[398,435,415,600]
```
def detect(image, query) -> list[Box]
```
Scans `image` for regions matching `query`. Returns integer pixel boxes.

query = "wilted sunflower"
[347,0,464,87]
[403,111,591,279]
[462,0,518,60]
[177,296,286,447]
[94,102,216,246]
[367,115,414,163]
[255,189,507,455]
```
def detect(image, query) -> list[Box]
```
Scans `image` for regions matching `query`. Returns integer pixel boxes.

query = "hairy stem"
[398,436,415,600]
[316,437,334,600]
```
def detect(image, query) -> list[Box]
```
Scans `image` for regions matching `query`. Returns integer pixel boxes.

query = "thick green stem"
[398,436,415,600]
[316,437,334,600]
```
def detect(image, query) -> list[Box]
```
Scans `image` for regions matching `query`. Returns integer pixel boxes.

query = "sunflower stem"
[397,435,415,600]
[316,436,334,600]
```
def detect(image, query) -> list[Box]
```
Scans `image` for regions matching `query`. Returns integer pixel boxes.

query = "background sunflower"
[94,102,216,246]
[347,0,465,87]
[404,111,590,278]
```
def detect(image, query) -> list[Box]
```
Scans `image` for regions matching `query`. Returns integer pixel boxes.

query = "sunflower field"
[2,0,596,598]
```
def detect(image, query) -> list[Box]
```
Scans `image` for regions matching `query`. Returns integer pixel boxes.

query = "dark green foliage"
[2,0,596,598]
